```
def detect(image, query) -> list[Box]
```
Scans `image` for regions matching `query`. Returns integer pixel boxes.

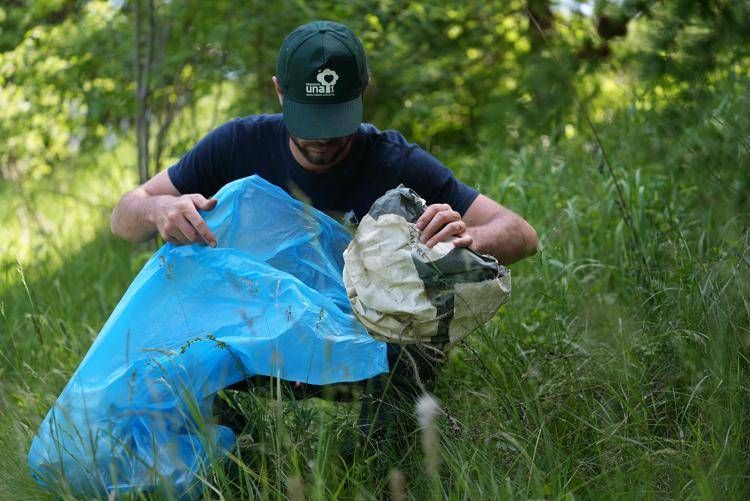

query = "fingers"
[161,222,192,245]
[415,204,451,231]
[451,234,474,248]
[184,206,217,247]
[161,213,195,245]
[174,215,201,243]
[415,203,473,248]
[419,206,461,244]
[425,220,467,247]
[158,194,218,247]
[191,194,218,211]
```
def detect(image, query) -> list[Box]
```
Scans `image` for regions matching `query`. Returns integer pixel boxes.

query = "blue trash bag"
[28,175,388,497]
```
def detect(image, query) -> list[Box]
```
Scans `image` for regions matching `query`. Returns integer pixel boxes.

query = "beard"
[289,134,353,167]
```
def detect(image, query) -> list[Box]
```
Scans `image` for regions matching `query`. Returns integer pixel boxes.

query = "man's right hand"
[152,194,218,246]
[111,170,221,245]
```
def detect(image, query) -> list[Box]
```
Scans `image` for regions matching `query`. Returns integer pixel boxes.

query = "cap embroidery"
[306,68,339,96]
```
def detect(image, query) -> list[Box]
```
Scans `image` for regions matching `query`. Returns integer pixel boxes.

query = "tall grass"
[1,77,749,498]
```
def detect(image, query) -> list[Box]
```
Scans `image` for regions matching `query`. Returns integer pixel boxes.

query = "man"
[111,20,537,437]
[111,20,537,264]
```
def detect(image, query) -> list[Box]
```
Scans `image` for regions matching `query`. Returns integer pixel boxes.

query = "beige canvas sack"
[343,186,511,345]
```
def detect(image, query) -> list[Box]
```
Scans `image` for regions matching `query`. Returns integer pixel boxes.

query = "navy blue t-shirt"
[168,114,479,222]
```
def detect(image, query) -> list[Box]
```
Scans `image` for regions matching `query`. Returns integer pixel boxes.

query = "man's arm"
[415,194,537,265]
[462,194,538,264]
[110,170,218,246]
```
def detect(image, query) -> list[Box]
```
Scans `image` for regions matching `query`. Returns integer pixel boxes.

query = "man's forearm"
[110,188,166,243]
[467,214,538,265]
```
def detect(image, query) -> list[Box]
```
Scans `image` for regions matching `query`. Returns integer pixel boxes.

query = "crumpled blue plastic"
[28,175,388,497]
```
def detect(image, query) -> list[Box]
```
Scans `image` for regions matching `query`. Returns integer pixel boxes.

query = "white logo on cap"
[306,68,339,96]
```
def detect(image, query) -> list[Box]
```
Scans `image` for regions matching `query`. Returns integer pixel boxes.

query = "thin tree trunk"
[135,0,155,184]
[154,96,183,173]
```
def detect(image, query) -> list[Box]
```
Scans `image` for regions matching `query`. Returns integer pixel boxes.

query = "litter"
[343,185,511,345]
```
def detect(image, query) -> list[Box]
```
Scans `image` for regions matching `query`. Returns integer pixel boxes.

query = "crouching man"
[111,20,538,439]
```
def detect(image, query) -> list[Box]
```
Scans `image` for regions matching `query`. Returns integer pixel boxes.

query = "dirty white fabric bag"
[343,186,511,345]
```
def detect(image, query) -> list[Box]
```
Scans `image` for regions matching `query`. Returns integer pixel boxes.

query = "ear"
[272,76,283,106]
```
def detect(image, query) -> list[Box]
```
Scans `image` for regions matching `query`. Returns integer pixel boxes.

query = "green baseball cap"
[276,21,368,139]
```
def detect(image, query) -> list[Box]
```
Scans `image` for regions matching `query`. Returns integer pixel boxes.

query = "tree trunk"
[135,0,155,184]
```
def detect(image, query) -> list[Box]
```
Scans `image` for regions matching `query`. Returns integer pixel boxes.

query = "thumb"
[191,194,218,211]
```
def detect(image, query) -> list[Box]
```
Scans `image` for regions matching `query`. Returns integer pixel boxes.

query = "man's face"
[289,133,354,167]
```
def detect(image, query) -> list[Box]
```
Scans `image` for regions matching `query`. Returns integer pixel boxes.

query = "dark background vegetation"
[1,0,749,498]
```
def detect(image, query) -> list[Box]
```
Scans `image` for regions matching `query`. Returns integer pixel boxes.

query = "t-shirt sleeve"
[167,120,238,197]
[400,146,479,216]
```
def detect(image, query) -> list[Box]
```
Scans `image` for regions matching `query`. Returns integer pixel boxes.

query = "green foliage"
[602,0,750,82]
[2,0,750,498]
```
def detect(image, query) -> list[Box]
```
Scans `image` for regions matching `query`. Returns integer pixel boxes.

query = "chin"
[306,151,340,165]
[308,157,332,166]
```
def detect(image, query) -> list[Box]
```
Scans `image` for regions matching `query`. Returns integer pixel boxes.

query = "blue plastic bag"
[28,175,388,496]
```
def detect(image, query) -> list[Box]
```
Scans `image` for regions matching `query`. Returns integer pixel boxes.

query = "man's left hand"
[415,203,474,249]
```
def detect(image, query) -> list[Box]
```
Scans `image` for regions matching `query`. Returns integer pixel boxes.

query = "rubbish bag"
[343,185,511,345]
[28,175,388,497]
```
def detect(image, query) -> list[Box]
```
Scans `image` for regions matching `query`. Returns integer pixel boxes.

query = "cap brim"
[283,94,362,139]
